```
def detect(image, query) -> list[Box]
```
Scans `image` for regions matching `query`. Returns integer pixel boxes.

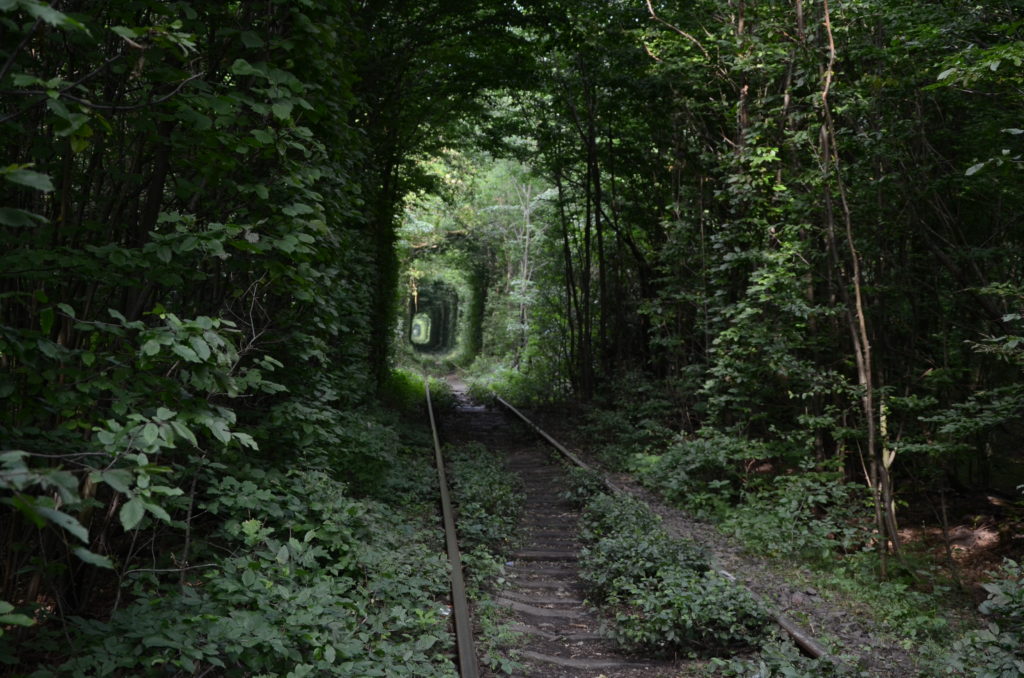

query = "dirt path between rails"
[440,390,697,677]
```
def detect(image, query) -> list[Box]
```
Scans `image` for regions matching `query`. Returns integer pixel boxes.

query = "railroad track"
[427,383,832,677]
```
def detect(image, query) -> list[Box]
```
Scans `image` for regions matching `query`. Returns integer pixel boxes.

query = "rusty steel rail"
[426,382,479,678]
[493,395,833,663]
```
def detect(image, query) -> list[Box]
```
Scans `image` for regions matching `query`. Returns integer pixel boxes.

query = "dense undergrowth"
[3,371,460,676]
[565,376,1024,677]
[576,490,768,657]
[445,442,525,674]
[29,465,453,677]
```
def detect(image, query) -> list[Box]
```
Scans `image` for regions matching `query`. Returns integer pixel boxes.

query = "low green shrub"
[609,568,768,656]
[447,442,523,555]
[380,369,457,413]
[427,377,458,411]
[464,350,572,407]
[578,405,674,472]
[637,433,751,517]
[24,466,456,678]
[561,466,606,507]
[708,639,853,677]
[581,530,708,603]
[722,461,869,564]
[382,368,429,411]
[979,559,1024,633]
[579,493,661,543]
[814,550,952,642]
[446,442,525,674]
[932,559,1024,677]
[265,398,406,499]
[578,493,767,657]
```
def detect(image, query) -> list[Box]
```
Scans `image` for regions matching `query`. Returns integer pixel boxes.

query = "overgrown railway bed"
[434,391,683,677]
[428,385,921,678]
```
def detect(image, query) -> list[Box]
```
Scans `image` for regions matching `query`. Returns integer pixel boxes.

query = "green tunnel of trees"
[406,279,460,354]
[2,0,1023,673]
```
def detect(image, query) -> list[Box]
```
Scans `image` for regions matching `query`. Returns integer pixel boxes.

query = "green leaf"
[141,422,159,446]
[0,606,34,627]
[169,421,197,447]
[0,207,46,227]
[73,547,114,569]
[141,339,161,356]
[205,418,231,444]
[81,351,96,366]
[143,501,171,523]
[231,58,258,76]
[36,506,89,543]
[101,469,134,494]
[40,307,54,335]
[56,303,75,318]
[282,203,314,216]
[70,134,91,153]
[171,343,200,362]
[111,26,139,39]
[232,432,258,450]
[4,168,54,192]
[252,128,275,144]
[7,495,45,528]
[272,101,293,120]
[189,336,211,361]
[120,497,145,530]
[142,635,180,649]
[10,72,42,86]
[20,0,73,28]
[155,407,176,420]
[148,484,183,497]
[36,338,59,359]
[240,31,264,48]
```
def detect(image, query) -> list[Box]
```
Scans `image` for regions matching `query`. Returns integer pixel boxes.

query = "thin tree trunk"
[820,0,900,574]
[554,168,579,392]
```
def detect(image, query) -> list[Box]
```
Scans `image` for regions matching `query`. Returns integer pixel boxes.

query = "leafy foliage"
[25,466,455,677]
[722,461,870,564]
[445,442,525,673]
[448,442,524,555]
[578,493,767,656]
[709,639,855,678]
[931,560,1024,677]
[561,465,606,508]
[636,434,752,517]
[0,0,515,671]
